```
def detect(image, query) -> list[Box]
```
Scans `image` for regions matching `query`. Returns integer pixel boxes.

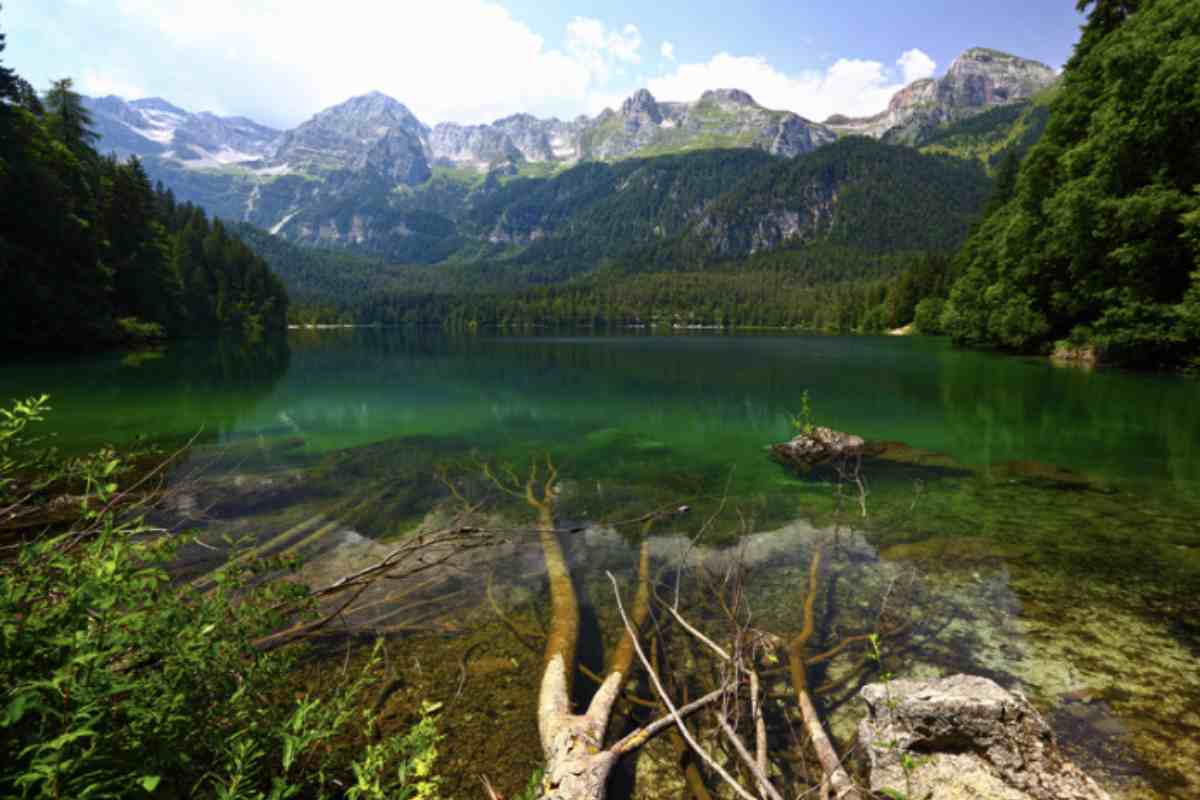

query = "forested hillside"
[934,0,1200,368]
[918,94,1054,173]
[238,136,992,332]
[0,33,287,351]
[637,137,990,267]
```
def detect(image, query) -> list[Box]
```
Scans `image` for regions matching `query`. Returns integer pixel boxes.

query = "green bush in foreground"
[0,397,440,799]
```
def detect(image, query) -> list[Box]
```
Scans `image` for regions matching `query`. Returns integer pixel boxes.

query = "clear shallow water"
[3,330,1199,798]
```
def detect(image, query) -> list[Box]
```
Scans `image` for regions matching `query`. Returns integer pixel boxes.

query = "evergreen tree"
[941,0,1200,368]
[43,77,98,153]
[0,22,288,351]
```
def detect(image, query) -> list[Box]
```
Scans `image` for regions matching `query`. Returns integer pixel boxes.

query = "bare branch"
[607,571,760,800]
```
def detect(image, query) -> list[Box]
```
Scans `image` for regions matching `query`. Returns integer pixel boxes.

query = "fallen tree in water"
[484,458,726,800]
[479,453,915,800]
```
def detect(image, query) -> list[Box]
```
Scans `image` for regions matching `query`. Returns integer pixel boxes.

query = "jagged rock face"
[428,123,523,169]
[826,47,1058,144]
[583,87,834,161]
[357,128,432,185]
[271,91,430,179]
[700,88,757,107]
[620,88,664,127]
[187,113,280,157]
[939,47,1058,108]
[85,95,280,164]
[762,113,837,158]
[490,113,570,162]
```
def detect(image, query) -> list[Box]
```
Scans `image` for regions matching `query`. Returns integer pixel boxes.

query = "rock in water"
[770,426,867,467]
[858,674,1111,800]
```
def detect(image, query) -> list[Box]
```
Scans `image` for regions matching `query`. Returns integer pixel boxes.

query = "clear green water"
[3,330,1198,798]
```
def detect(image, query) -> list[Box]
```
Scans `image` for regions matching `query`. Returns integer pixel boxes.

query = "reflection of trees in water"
[146,335,292,444]
[934,348,1200,485]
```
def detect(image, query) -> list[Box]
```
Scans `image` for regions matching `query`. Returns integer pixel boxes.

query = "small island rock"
[770,426,868,467]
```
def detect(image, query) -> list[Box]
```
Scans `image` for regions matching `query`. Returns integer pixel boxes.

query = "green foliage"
[912,297,946,334]
[0,399,441,799]
[43,77,98,154]
[115,317,167,342]
[0,394,51,498]
[940,0,1200,367]
[234,141,989,331]
[0,16,288,352]
[868,633,922,800]
[345,702,442,800]
[919,98,1052,175]
[791,391,816,435]
[513,768,545,800]
[642,137,990,269]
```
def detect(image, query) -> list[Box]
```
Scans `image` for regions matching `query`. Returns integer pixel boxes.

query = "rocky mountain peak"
[427,122,522,169]
[268,92,432,184]
[308,91,427,136]
[940,48,1058,107]
[129,97,189,116]
[825,46,1058,144]
[493,112,540,126]
[84,94,279,166]
[620,89,662,122]
[700,88,758,107]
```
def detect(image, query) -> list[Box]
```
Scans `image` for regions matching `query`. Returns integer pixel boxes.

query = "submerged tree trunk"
[527,461,625,800]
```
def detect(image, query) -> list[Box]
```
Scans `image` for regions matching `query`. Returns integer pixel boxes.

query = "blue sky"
[4,0,1086,129]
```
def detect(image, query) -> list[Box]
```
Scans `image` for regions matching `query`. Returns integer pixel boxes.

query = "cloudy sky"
[5,0,1085,129]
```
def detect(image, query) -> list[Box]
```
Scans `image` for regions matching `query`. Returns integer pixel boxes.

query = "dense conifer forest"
[934,0,1200,367]
[254,0,1199,369]
[0,34,287,352]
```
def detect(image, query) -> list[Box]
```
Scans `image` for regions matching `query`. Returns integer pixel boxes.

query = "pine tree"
[44,78,98,153]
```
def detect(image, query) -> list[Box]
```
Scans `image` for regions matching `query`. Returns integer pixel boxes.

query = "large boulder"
[858,674,1111,800]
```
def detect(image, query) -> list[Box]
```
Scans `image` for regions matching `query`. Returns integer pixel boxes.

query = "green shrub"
[115,317,168,343]
[0,397,441,799]
[912,297,945,334]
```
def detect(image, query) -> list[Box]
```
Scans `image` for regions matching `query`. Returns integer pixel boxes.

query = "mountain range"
[89,47,1055,176]
[84,46,1056,267]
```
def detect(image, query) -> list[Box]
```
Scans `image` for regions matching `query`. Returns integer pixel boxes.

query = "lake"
[3,329,1198,799]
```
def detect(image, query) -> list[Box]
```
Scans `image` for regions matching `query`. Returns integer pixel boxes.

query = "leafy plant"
[868,633,923,800]
[0,394,51,498]
[513,768,545,800]
[346,700,442,800]
[790,391,816,436]
[0,398,442,799]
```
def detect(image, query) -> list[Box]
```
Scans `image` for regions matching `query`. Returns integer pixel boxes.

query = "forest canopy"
[0,29,288,352]
[939,0,1200,367]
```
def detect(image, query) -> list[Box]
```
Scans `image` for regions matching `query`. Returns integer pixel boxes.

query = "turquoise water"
[3,330,1198,798]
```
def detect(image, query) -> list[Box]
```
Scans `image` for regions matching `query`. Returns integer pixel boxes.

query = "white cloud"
[565,17,642,83]
[98,1,648,127]
[897,48,936,84]
[647,48,936,122]
[79,69,146,101]
[8,0,937,131]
